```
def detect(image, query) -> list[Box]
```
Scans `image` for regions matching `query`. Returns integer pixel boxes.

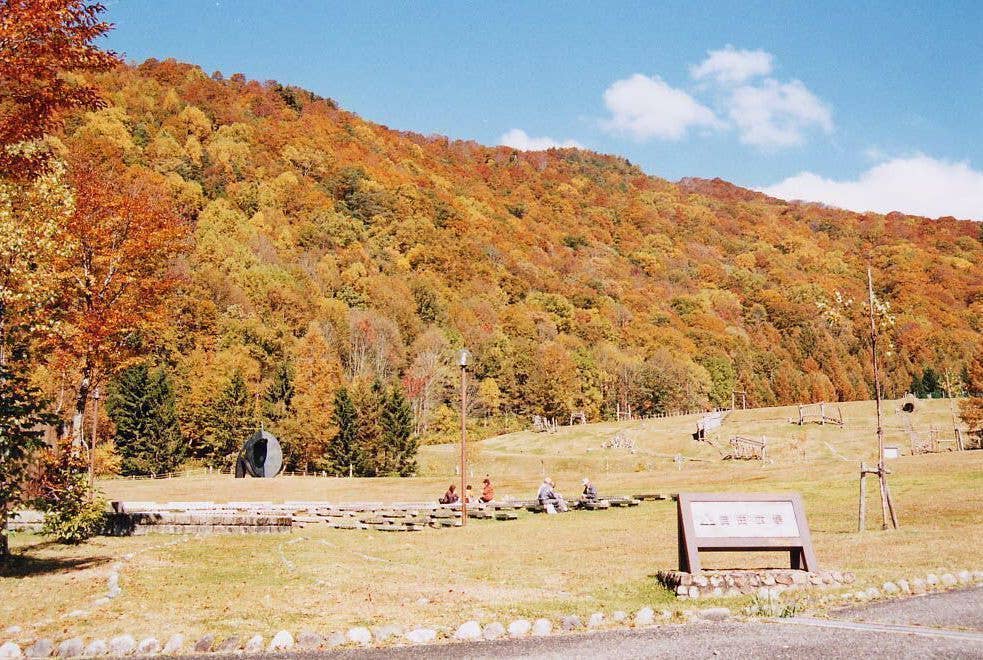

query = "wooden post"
[943,370,964,450]
[866,266,898,530]
[883,473,899,529]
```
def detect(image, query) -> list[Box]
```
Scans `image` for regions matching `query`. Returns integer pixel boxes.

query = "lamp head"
[458,349,471,368]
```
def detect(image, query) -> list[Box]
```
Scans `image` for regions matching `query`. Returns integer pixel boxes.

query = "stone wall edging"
[1,569,980,657]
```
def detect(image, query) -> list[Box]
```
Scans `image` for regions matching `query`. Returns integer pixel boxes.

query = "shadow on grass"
[0,550,112,578]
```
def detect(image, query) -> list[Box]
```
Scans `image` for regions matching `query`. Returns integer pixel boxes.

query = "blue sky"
[102,1,983,219]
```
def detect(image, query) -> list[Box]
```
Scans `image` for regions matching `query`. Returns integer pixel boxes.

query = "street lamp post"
[458,349,470,526]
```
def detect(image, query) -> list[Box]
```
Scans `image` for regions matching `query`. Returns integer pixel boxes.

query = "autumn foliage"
[0,0,118,177]
[4,3,982,477]
[51,151,188,437]
[27,56,976,464]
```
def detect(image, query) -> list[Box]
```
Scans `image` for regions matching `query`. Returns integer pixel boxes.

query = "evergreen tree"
[263,360,294,424]
[921,367,941,398]
[203,371,254,470]
[328,387,358,476]
[105,363,185,477]
[0,344,56,560]
[382,384,417,476]
[910,371,927,398]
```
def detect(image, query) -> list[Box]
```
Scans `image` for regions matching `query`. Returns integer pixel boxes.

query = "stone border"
[657,569,856,599]
[2,569,980,657]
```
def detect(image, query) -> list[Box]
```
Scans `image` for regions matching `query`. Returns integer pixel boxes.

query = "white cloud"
[596,49,832,149]
[499,128,582,151]
[727,78,833,148]
[600,73,723,141]
[691,45,773,85]
[759,155,983,220]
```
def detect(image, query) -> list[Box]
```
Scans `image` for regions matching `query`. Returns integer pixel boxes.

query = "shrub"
[33,443,107,545]
[41,496,107,545]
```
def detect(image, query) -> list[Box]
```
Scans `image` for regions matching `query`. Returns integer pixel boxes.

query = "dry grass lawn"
[3,398,980,644]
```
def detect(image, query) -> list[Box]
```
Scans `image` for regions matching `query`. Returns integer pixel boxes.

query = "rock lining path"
[254,587,983,659]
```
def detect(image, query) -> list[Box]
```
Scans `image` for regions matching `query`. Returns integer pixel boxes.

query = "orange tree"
[0,0,118,178]
[53,153,188,442]
[0,0,118,556]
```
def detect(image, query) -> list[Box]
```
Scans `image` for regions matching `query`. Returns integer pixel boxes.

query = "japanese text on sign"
[690,500,800,538]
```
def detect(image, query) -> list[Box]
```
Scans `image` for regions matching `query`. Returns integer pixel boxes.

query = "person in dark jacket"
[582,477,597,501]
[439,484,459,504]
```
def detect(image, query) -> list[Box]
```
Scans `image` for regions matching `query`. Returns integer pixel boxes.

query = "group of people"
[438,475,597,515]
[439,477,495,505]
[536,476,596,513]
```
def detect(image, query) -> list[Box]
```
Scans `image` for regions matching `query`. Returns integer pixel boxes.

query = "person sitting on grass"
[439,484,459,504]
[481,477,495,503]
[536,477,568,513]
[582,477,597,502]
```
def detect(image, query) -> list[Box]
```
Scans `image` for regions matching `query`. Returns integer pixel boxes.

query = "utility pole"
[860,266,899,531]
[458,349,470,526]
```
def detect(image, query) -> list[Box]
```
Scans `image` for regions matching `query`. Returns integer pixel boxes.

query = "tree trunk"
[1,502,9,561]
[72,366,92,448]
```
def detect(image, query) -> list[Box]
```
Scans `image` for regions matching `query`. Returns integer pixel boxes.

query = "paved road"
[216,587,983,659]
[294,620,983,659]
[832,585,983,631]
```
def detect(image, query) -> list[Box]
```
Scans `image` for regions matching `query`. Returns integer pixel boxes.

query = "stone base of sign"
[657,569,855,599]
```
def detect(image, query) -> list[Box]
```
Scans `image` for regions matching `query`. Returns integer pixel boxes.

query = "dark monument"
[235,429,284,478]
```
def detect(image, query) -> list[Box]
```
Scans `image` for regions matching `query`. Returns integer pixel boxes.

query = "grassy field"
[4,398,981,644]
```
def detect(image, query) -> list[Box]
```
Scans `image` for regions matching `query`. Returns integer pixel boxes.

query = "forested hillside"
[39,58,983,471]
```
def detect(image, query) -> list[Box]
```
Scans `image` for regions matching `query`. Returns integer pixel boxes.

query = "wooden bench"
[598,495,641,507]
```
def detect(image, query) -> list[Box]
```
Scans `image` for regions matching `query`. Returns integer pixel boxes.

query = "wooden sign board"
[677,492,818,573]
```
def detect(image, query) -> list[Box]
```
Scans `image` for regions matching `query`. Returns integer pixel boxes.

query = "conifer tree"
[921,367,941,398]
[105,363,185,476]
[202,371,254,470]
[0,343,56,560]
[263,360,294,424]
[382,384,417,476]
[328,387,358,476]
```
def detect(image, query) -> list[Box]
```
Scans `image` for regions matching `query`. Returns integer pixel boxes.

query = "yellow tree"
[283,322,343,472]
